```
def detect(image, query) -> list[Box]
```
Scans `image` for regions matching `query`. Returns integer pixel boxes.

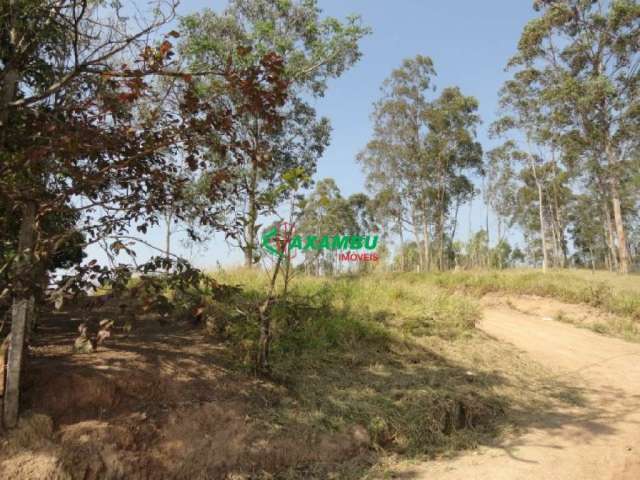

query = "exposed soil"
[0,302,370,479]
[482,292,624,331]
[390,295,640,479]
[3,293,640,479]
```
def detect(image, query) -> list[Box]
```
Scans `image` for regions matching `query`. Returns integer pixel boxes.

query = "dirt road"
[403,297,640,480]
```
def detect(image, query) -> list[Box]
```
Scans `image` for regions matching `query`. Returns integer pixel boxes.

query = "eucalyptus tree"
[487,139,573,269]
[509,0,640,273]
[493,68,553,271]
[423,86,483,269]
[357,56,435,272]
[179,0,369,268]
[358,56,482,271]
[486,143,519,243]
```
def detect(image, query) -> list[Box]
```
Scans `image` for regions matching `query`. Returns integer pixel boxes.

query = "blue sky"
[88,0,537,268]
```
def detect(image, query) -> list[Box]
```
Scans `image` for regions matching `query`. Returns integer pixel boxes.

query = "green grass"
[198,268,580,468]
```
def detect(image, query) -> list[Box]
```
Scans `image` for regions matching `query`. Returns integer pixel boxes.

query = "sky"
[88,0,538,269]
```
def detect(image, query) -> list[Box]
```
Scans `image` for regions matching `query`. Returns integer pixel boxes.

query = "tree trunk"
[25,295,36,341]
[548,206,560,268]
[610,181,629,274]
[602,200,618,271]
[256,301,272,372]
[529,156,548,273]
[398,219,405,272]
[450,198,460,245]
[0,68,19,144]
[439,207,445,271]
[165,214,172,263]
[0,334,10,432]
[549,149,566,268]
[422,215,430,272]
[605,143,630,274]
[537,182,548,273]
[3,202,36,428]
[164,210,173,271]
[256,254,283,373]
[414,222,424,273]
[551,190,566,268]
[244,158,259,269]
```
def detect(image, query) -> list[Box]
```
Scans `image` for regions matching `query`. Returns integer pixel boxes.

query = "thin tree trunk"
[549,149,566,267]
[484,184,490,263]
[536,182,548,273]
[548,206,560,268]
[610,180,629,274]
[601,139,628,273]
[257,254,283,373]
[422,214,430,272]
[450,198,460,244]
[602,200,619,271]
[439,206,445,271]
[398,218,405,272]
[244,157,259,269]
[529,155,548,273]
[551,190,566,268]
[164,210,173,270]
[414,222,424,273]
[4,202,36,428]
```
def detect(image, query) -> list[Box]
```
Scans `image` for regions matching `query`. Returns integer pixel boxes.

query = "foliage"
[178,0,369,266]
[358,56,483,272]
[497,0,640,273]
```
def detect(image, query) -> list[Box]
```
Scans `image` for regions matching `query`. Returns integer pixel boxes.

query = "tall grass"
[201,269,518,457]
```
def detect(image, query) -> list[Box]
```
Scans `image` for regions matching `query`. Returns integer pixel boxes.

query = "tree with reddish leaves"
[0,0,289,428]
[179,0,369,268]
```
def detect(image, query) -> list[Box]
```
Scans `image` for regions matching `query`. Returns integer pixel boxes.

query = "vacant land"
[1,269,639,479]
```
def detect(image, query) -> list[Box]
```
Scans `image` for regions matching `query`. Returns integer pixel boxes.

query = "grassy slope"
[12,268,619,478]
[426,268,640,340]
[205,269,584,477]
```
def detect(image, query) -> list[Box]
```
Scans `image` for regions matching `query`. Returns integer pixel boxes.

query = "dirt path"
[401,296,640,480]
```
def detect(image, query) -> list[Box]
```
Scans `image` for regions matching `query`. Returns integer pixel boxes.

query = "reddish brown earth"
[0,305,368,479]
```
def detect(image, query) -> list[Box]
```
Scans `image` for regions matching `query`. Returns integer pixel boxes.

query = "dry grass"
[427,268,640,341]
[1,269,592,479]
[204,269,585,474]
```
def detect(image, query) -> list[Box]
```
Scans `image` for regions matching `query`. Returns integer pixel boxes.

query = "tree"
[423,86,483,270]
[492,67,557,274]
[0,0,290,427]
[296,178,358,275]
[358,56,482,272]
[510,0,640,273]
[358,56,435,272]
[486,143,519,245]
[179,0,368,267]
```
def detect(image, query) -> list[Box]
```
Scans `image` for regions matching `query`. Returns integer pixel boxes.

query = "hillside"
[3,271,639,478]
